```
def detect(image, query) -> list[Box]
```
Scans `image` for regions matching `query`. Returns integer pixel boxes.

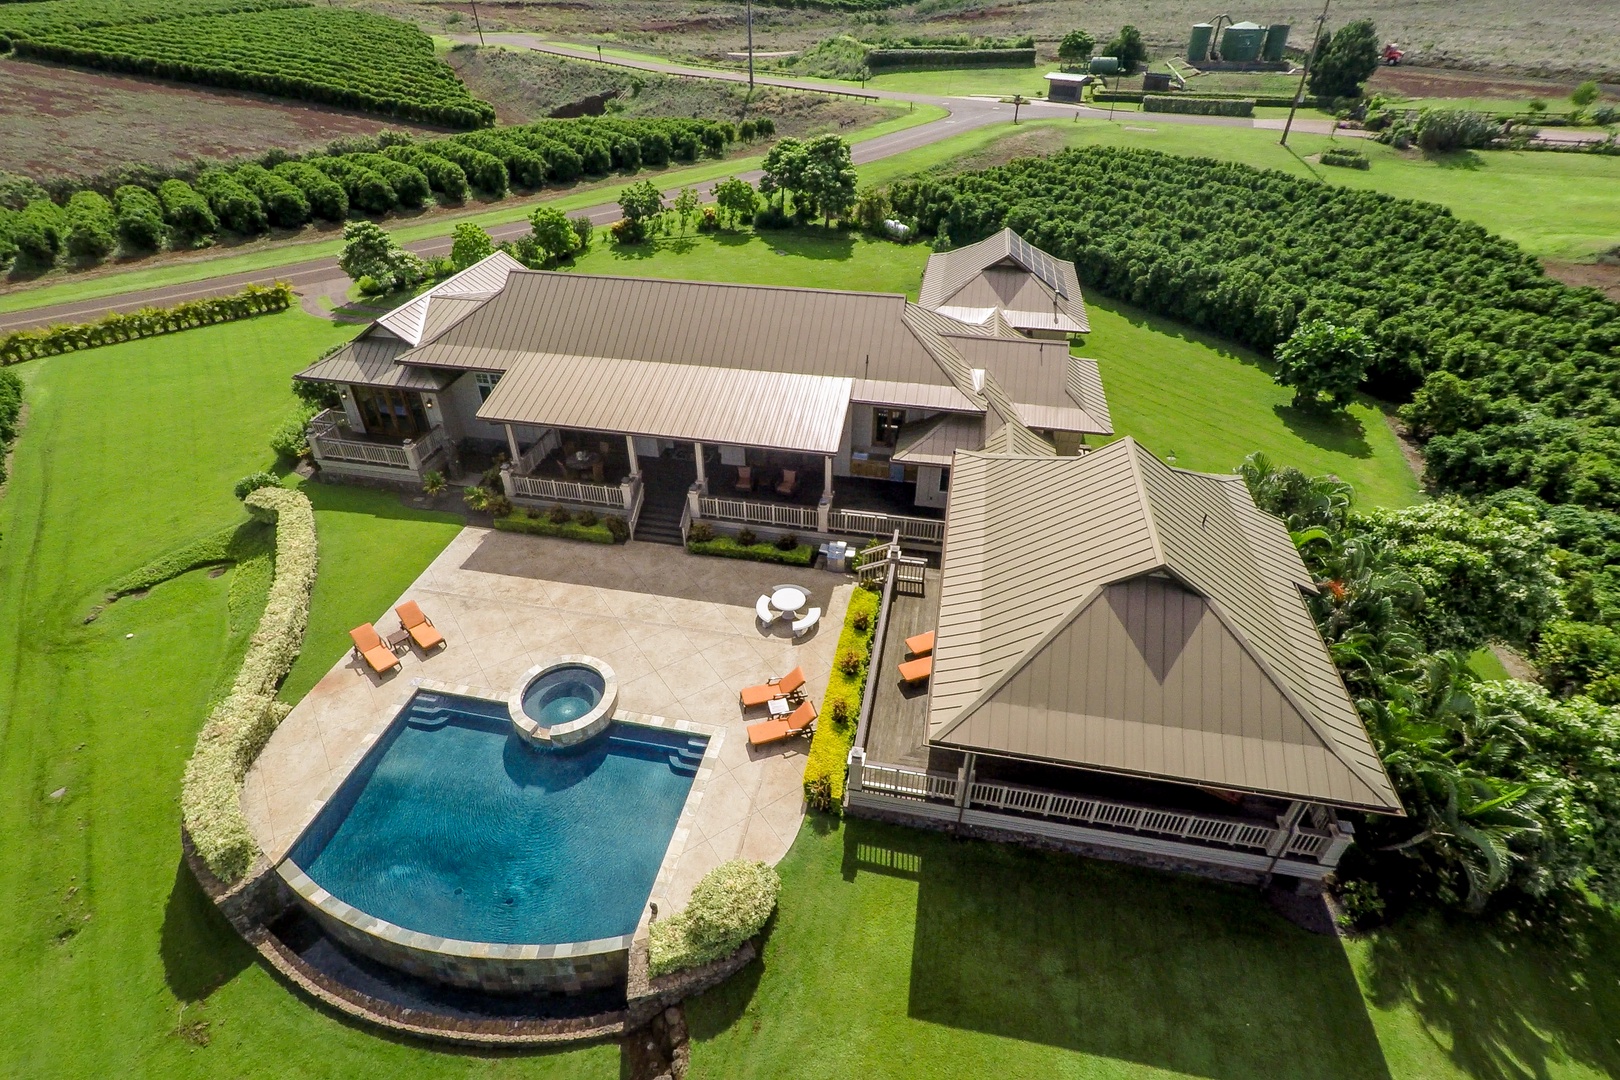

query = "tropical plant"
[713,176,758,227]
[336,219,425,292]
[1273,319,1375,411]
[421,470,447,496]
[448,221,494,270]
[527,205,577,264]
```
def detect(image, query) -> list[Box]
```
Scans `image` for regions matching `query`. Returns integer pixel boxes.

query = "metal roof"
[295,336,456,391]
[919,228,1089,334]
[892,413,985,466]
[374,251,524,346]
[475,352,853,454]
[948,336,1113,435]
[927,439,1401,812]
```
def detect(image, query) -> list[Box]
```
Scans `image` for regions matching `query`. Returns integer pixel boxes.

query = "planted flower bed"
[686,523,814,566]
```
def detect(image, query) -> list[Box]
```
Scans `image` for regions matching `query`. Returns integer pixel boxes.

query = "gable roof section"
[928,440,1400,812]
[919,228,1089,334]
[295,335,457,392]
[947,334,1113,435]
[892,412,985,466]
[375,251,524,347]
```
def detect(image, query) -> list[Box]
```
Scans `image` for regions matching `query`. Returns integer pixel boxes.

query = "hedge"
[63,189,116,259]
[157,177,217,237]
[1142,95,1255,117]
[687,535,815,565]
[1093,90,1321,108]
[194,168,268,234]
[493,511,623,544]
[0,367,20,488]
[802,585,880,803]
[0,281,292,364]
[234,162,310,228]
[648,859,780,977]
[112,184,166,249]
[271,160,347,221]
[181,486,317,883]
[1321,146,1370,170]
[865,46,1034,70]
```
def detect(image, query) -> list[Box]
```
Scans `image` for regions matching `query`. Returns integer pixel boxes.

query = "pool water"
[287,693,705,945]
[522,664,604,727]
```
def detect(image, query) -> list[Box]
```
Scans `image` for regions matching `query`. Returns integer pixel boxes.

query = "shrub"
[686,535,815,566]
[548,503,572,524]
[62,189,116,260]
[736,527,757,546]
[648,859,780,977]
[1320,146,1370,169]
[382,144,470,201]
[864,46,1034,71]
[804,775,833,813]
[233,471,281,500]
[802,586,881,801]
[157,178,217,238]
[422,470,446,496]
[1537,621,1620,700]
[688,521,715,542]
[830,697,852,726]
[575,509,598,527]
[851,609,872,633]
[775,532,799,551]
[1142,95,1254,117]
[463,486,491,512]
[272,161,348,221]
[603,514,628,542]
[268,404,317,460]
[609,216,645,244]
[570,214,593,251]
[493,512,618,544]
[232,162,310,228]
[837,648,863,677]
[485,494,513,518]
[194,168,268,234]
[1,282,293,364]
[181,487,316,882]
[1414,109,1500,152]
[11,198,66,264]
[112,184,166,250]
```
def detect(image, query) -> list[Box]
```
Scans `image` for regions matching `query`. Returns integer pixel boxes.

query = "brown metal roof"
[475,352,853,454]
[927,439,1401,812]
[919,228,1090,334]
[375,251,524,346]
[295,335,456,392]
[892,413,985,466]
[948,335,1113,435]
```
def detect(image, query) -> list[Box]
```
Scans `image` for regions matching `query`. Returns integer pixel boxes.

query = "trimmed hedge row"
[493,512,623,544]
[0,281,292,364]
[687,535,815,565]
[802,584,880,803]
[1093,89,1321,108]
[1321,146,1370,169]
[649,859,780,977]
[865,46,1035,70]
[182,486,317,883]
[0,367,20,489]
[1142,95,1255,117]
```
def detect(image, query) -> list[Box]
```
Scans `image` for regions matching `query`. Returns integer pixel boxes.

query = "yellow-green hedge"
[649,859,780,977]
[181,486,317,882]
[802,585,880,804]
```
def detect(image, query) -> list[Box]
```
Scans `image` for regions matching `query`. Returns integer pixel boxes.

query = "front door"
[355,387,427,438]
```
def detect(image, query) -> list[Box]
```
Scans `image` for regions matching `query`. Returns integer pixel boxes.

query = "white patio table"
[770,585,808,618]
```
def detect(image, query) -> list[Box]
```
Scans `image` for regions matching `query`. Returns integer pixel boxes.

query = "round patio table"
[770,585,808,618]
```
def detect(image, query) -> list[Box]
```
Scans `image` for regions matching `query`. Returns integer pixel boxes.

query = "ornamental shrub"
[381,144,469,201]
[1142,95,1254,117]
[269,404,317,459]
[112,184,166,250]
[11,197,66,264]
[1272,319,1375,411]
[233,471,281,500]
[648,859,780,977]
[1320,146,1370,169]
[1414,109,1500,152]
[194,168,267,234]
[63,190,115,260]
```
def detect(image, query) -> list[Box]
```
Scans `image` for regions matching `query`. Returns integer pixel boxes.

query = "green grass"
[686,817,1620,1079]
[0,309,611,1077]
[864,65,1051,98]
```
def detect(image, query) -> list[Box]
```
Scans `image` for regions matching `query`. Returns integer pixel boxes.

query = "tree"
[759,137,807,209]
[1058,29,1095,68]
[570,214,593,251]
[713,176,758,227]
[672,186,700,234]
[618,179,664,224]
[337,219,425,292]
[1105,25,1147,75]
[796,134,857,225]
[1273,319,1374,411]
[1308,20,1381,99]
[448,222,494,271]
[1571,80,1600,109]
[528,205,578,264]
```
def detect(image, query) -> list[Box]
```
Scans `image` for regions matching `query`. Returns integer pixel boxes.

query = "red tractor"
[1382,42,1405,65]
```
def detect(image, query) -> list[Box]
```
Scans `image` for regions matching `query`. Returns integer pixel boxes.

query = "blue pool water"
[522,664,604,727]
[287,693,705,945]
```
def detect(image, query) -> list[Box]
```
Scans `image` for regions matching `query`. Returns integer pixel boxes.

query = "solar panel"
[1008,232,1068,300]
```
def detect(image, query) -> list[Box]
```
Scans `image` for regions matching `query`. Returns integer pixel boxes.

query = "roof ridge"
[1120,438,1168,568]
[506,267,910,302]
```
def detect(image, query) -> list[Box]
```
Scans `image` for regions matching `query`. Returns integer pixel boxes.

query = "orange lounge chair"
[747,700,817,746]
[739,665,806,708]
[898,655,933,683]
[395,600,446,651]
[350,623,401,675]
[905,630,935,657]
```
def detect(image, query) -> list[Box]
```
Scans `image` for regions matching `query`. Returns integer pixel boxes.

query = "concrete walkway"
[243,528,848,910]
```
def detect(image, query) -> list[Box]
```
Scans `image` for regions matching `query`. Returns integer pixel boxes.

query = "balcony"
[307,409,447,480]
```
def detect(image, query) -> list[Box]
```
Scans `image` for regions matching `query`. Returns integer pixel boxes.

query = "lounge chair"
[395,600,446,652]
[735,466,753,493]
[747,700,817,747]
[791,607,821,638]
[775,468,799,497]
[898,655,933,684]
[905,630,935,656]
[349,623,401,675]
[756,595,778,624]
[739,665,806,708]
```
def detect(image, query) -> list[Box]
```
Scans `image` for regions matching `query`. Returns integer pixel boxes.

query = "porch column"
[955,753,977,823]
[823,455,835,498]
[504,423,521,464]
[693,441,707,493]
[1266,801,1307,857]
[625,434,641,477]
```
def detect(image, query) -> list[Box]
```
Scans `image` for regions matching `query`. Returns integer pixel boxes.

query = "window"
[475,371,502,402]
[872,408,905,448]
[939,468,950,492]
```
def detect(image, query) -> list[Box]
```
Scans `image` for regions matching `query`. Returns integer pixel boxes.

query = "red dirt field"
[1365,66,1609,103]
[0,57,445,179]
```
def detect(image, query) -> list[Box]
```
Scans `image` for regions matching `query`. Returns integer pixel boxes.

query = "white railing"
[860,762,961,801]
[511,474,629,508]
[699,496,819,531]
[830,507,946,544]
[515,427,560,475]
[307,409,445,472]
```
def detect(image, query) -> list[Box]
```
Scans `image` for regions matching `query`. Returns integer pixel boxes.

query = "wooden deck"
[864,568,940,767]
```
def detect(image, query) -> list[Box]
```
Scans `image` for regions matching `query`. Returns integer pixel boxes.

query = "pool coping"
[508,654,619,748]
[273,677,723,978]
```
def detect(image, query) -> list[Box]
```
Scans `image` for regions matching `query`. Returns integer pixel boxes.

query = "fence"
[830,507,946,544]
[308,410,445,472]
[510,473,630,509]
[698,495,819,531]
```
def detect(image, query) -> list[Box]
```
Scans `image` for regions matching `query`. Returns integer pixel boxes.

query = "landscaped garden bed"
[686,524,814,566]
[801,584,880,807]
[494,506,626,543]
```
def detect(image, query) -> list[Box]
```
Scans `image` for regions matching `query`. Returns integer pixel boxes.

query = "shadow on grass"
[1273,402,1374,459]
[295,479,465,526]
[850,821,1391,1080]
[1362,906,1620,1080]
[160,861,252,1002]
[760,227,858,262]
[1426,149,1484,170]
[609,235,700,261]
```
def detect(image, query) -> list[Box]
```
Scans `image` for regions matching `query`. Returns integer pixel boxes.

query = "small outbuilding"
[1043,71,1094,103]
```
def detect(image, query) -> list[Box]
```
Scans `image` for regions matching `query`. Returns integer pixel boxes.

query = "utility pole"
[746,0,754,91]
[469,0,485,47]
[1281,0,1330,146]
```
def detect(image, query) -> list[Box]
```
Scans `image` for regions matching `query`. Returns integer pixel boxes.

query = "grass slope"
[0,309,609,1077]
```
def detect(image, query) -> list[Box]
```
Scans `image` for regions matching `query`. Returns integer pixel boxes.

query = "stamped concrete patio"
[243,528,850,910]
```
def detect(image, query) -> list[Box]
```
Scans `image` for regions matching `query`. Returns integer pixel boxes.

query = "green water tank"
[1088,56,1121,75]
[1262,23,1290,61]
[1219,21,1266,62]
[1187,23,1214,63]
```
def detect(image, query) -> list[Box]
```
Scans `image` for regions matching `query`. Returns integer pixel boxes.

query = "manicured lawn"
[865,64,1052,98]
[0,309,611,1077]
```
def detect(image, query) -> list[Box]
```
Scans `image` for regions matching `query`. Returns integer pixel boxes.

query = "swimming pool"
[280,691,707,992]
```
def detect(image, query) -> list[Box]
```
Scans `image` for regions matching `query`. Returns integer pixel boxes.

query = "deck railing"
[307,409,444,472]
[699,495,819,531]
[830,507,945,544]
[510,473,630,509]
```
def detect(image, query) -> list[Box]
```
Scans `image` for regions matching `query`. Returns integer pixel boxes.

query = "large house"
[297,233,1109,545]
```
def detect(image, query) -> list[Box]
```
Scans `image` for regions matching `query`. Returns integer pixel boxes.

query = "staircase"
[632,456,697,545]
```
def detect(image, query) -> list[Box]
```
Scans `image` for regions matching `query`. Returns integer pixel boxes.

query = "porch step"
[633,500,686,546]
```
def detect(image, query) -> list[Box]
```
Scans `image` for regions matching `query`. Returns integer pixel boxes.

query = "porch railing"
[850,758,1347,864]
[830,507,945,544]
[509,473,630,509]
[307,409,445,472]
[515,427,560,475]
[698,495,819,531]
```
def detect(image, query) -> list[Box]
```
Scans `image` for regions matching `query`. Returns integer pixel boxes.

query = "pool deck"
[243,527,850,912]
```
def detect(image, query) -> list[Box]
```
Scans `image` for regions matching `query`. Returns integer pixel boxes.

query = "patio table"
[770,585,808,618]
[767,697,792,717]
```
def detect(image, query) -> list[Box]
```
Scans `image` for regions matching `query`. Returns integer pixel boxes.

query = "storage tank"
[1262,23,1290,61]
[1219,21,1266,62]
[1088,56,1121,75]
[1187,23,1214,63]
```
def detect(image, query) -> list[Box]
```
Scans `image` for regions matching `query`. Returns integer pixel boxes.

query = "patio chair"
[747,700,817,747]
[394,600,446,652]
[739,665,806,708]
[905,630,935,657]
[898,655,933,684]
[775,468,799,497]
[735,466,753,493]
[755,595,778,625]
[349,623,401,675]
[791,607,821,638]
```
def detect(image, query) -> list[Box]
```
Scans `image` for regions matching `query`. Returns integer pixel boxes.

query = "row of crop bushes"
[0,116,741,269]
[1141,95,1255,117]
[0,0,304,47]
[0,367,20,490]
[0,282,291,364]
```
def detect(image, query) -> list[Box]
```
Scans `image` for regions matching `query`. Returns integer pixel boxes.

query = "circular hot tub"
[509,655,617,747]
